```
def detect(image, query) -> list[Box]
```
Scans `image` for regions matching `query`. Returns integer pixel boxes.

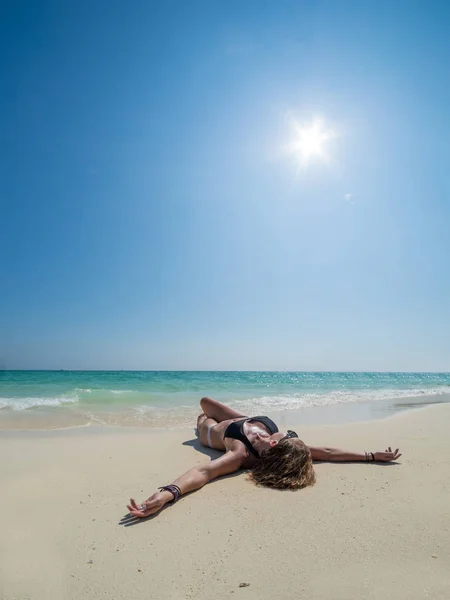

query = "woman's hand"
[127,491,171,518]
[374,447,402,462]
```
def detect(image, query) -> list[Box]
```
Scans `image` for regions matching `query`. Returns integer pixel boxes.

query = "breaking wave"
[0,394,79,411]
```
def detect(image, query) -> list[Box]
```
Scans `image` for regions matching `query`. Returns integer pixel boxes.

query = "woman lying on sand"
[127,397,401,517]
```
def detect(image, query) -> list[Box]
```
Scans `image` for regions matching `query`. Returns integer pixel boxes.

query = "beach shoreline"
[1,390,450,432]
[2,370,450,432]
[1,402,449,600]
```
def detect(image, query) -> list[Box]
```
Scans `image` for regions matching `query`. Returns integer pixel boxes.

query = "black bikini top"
[224,416,279,458]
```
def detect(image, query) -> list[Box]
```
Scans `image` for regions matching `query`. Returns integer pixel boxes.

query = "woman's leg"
[197,413,223,449]
[200,397,247,423]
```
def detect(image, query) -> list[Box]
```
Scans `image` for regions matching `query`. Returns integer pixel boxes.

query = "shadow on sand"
[181,435,223,459]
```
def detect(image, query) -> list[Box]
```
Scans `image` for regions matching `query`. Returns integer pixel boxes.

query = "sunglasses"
[279,429,299,443]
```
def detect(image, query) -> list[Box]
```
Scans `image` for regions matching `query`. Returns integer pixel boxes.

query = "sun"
[287,118,335,167]
[297,122,326,157]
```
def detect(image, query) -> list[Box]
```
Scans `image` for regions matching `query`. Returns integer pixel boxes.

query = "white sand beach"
[1,404,449,600]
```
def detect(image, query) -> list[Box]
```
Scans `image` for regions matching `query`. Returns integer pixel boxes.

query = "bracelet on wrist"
[365,451,376,463]
[158,484,182,502]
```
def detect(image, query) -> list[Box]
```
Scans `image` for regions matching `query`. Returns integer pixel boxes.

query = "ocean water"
[1,371,450,430]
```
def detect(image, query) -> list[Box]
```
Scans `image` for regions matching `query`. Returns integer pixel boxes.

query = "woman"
[127,396,401,518]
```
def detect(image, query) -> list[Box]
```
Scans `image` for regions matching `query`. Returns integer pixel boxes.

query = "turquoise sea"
[1,371,450,430]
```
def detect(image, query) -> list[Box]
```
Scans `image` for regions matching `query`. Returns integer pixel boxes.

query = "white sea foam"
[0,394,79,411]
[1,384,449,420]
[133,405,157,413]
[116,386,450,423]
[230,386,450,413]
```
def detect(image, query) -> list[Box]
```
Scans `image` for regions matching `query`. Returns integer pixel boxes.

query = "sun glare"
[287,118,335,167]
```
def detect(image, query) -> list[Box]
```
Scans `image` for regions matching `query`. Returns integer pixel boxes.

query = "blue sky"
[1,1,449,371]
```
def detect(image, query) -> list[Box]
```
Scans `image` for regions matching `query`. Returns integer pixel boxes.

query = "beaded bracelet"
[158,484,182,502]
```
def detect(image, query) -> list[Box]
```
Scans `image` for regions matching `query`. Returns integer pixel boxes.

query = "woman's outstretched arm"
[308,446,401,463]
[127,449,245,518]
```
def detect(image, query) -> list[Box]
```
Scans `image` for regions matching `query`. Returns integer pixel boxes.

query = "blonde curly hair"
[249,438,316,490]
